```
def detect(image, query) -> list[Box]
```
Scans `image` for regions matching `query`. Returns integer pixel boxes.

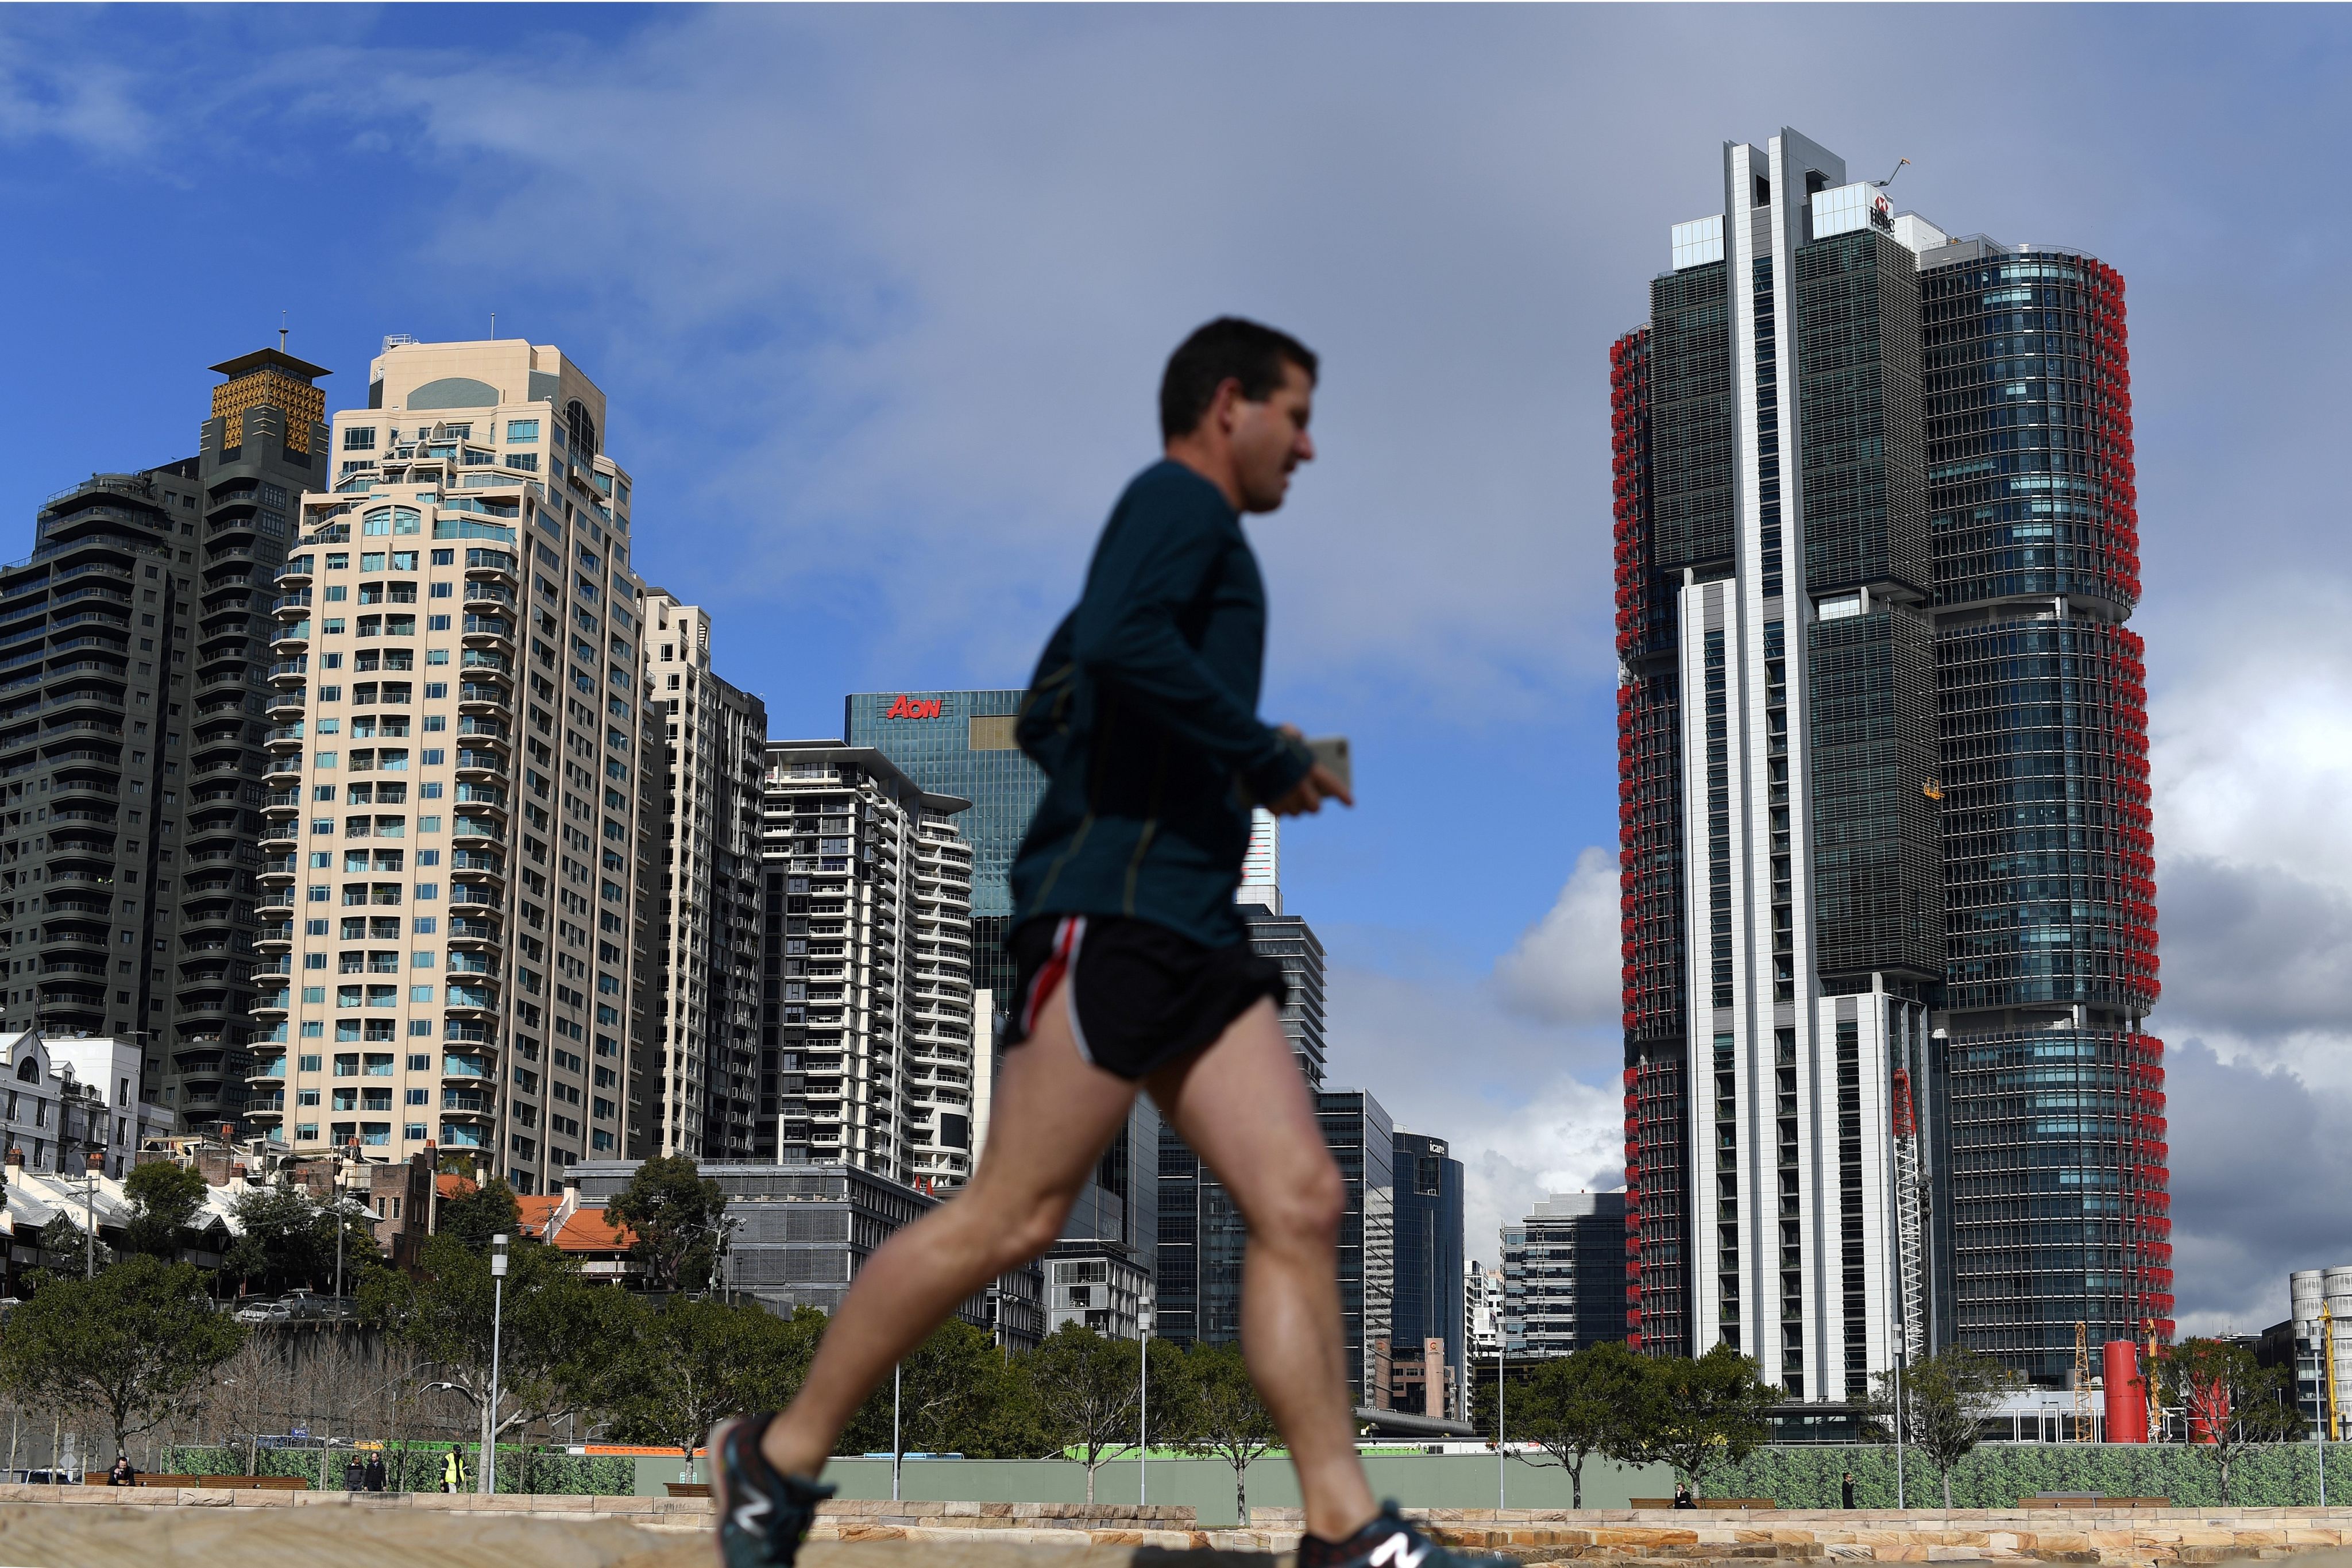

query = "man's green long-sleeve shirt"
[1010,459,1312,949]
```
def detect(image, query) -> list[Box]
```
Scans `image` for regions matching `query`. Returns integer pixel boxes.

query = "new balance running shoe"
[1295,1501,1522,1568]
[709,1415,835,1568]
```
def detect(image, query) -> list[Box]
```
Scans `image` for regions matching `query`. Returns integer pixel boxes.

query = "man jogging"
[710,317,1512,1568]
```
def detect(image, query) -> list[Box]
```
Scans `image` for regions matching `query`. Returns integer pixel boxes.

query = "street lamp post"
[482,1233,508,1496]
[1138,1287,1154,1505]
[83,1152,99,1279]
[890,1362,902,1503]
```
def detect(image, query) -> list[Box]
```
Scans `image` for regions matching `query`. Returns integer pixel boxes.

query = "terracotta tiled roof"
[435,1173,478,1200]
[548,1207,634,1255]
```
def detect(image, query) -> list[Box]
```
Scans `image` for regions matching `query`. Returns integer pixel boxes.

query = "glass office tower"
[1612,126,2165,1392]
[1922,242,2168,1372]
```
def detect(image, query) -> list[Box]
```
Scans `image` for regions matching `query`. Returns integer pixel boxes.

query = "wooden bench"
[666,1482,712,1499]
[1631,1499,1776,1510]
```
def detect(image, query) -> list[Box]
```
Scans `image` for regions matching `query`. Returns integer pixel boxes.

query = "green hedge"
[1707,1443,2352,1508]
[157,1445,633,1496]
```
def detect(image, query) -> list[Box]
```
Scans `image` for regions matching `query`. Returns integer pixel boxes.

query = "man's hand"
[1270,762,1352,817]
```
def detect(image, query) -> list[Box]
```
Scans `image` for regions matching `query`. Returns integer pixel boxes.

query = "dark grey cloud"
[2159,855,2352,1045]
[2165,1038,2352,1334]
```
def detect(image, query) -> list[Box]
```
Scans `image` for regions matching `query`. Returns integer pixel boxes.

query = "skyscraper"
[251,338,664,1194]
[644,593,766,1162]
[0,349,330,1131]
[1611,126,2163,1393]
[1387,1130,1465,1417]
[759,739,976,1185]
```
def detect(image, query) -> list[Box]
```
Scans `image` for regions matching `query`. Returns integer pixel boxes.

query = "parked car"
[234,1299,292,1326]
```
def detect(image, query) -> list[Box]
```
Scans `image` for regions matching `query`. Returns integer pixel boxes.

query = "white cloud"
[1322,956,1623,1273]
[1494,846,1620,1029]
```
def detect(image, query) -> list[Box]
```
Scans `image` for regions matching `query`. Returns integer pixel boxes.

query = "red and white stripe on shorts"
[1019,914,1093,1064]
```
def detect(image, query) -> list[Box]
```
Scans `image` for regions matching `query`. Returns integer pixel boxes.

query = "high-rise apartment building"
[249,338,665,1195]
[759,740,975,1186]
[0,347,330,1131]
[844,689,1037,1010]
[1611,126,2162,1393]
[644,594,766,1162]
[1503,1191,1629,1360]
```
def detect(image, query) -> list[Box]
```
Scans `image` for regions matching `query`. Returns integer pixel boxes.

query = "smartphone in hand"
[1307,735,1351,795]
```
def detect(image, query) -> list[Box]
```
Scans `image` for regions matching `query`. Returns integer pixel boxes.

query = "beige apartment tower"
[643,592,766,1161]
[248,339,663,1194]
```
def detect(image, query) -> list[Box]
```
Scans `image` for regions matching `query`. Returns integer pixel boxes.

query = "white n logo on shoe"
[732,1492,773,1536]
[1368,1531,1429,1568]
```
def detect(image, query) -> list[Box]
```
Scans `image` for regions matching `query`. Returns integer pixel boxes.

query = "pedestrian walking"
[1842,1472,1856,1509]
[343,1457,364,1492]
[442,1446,468,1493]
[365,1453,387,1492]
[708,319,1508,1568]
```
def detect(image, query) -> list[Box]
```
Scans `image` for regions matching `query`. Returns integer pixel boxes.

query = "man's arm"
[1068,495,1310,806]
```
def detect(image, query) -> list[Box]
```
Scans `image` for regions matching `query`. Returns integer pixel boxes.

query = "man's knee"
[971,1181,1079,1266]
[1253,1153,1345,1249]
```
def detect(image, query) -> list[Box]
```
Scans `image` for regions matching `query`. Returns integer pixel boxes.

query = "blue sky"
[3,5,2350,1330]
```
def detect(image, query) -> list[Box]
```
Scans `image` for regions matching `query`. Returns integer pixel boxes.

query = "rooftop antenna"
[1875,157,1911,190]
[279,310,288,352]
[490,311,496,339]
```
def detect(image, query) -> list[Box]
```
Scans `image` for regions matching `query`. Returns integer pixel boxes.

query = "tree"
[1503,1342,1653,1509]
[1861,1346,2015,1508]
[842,1319,1038,1459]
[361,1233,627,1463]
[223,1183,381,1295]
[605,1156,728,1292]
[1022,1323,1140,1504]
[2158,1337,2303,1503]
[605,1296,825,1475]
[1635,1346,1780,1495]
[1161,1341,1279,1522]
[35,1214,111,1279]
[437,1177,521,1250]
[121,1161,209,1259]
[0,1257,246,1459]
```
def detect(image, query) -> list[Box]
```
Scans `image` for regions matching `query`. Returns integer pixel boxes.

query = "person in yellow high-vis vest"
[442,1446,468,1493]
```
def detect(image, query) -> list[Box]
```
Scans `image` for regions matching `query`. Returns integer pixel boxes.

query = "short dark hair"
[1159,316,1318,441]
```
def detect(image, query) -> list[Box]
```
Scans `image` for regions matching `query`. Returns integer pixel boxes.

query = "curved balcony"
[277,554,315,586]
[253,921,294,953]
[441,982,500,1017]
[270,621,311,652]
[245,1049,289,1087]
[459,618,513,655]
[255,853,299,885]
[262,755,302,787]
[456,682,507,712]
[266,685,306,718]
[255,894,294,921]
[269,656,309,683]
[445,916,501,948]
[462,580,517,612]
[271,591,313,618]
[453,748,507,779]
[48,775,118,805]
[248,990,290,1021]
[438,1088,494,1121]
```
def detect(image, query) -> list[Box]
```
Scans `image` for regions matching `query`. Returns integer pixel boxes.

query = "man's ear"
[1210,376,1245,435]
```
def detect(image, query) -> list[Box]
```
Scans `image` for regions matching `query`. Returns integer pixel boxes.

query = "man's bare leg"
[760,992,1138,1480]
[1147,998,1377,1542]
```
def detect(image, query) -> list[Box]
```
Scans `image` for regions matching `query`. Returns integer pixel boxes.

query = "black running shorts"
[1002,914,1288,1081]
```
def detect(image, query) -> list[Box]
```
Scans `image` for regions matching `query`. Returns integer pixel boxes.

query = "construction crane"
[2075,1323,2094,1442]
[1875,158,1912,190]
[1889,1068,1926,1361]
